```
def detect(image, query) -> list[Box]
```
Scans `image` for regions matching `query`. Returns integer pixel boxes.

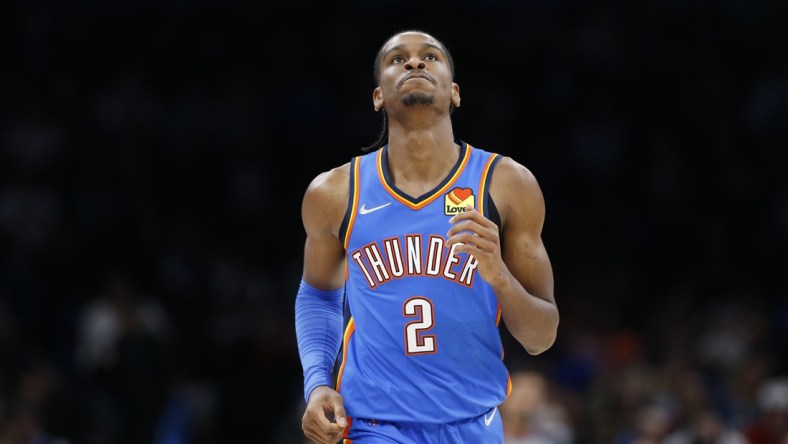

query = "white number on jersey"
[403,297,436,355]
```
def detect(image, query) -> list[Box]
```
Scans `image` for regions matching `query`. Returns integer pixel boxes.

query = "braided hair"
[361,30,456,152]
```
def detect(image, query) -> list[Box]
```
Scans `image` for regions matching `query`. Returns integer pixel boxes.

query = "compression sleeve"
[294,279,345,402]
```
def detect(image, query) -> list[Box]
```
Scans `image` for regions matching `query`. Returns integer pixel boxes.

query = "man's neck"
[384,123,460,196]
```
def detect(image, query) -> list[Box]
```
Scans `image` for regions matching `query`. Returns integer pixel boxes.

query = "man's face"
[374,32,458,113]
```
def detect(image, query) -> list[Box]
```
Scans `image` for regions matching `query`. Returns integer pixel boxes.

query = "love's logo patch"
[444,187,475,215]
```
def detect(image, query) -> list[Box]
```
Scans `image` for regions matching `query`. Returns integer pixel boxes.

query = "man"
[295,29,559,444]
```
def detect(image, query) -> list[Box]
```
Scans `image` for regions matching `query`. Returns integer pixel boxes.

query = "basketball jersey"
[336,141,511,424]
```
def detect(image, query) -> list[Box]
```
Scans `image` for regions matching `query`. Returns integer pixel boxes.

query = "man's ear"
[451,83,461,108]
[373,87,384,112]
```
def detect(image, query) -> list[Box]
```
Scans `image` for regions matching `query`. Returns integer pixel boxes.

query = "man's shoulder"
[462,143,534,184]
[307,162,351,196]
[466,143,509,165]
[302,162,351,223]
[488,156,543,210]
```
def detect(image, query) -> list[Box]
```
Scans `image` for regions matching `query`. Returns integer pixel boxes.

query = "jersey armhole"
[338,157,359,246]
[488,196,501,236]
[481,154,503,237]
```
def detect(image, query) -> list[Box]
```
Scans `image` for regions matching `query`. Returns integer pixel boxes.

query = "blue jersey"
[336,141,511,424]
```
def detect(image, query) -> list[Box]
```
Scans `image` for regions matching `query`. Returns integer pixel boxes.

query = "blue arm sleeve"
[294,279,345,402]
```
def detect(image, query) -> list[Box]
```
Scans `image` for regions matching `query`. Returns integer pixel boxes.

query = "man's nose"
[404,59,426,70]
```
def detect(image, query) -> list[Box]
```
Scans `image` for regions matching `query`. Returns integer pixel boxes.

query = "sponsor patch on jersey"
[444,187,475,215]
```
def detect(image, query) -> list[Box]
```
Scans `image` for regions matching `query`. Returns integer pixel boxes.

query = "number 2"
[403,297,436,355]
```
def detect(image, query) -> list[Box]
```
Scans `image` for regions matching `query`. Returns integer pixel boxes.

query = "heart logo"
[449,187,473,204]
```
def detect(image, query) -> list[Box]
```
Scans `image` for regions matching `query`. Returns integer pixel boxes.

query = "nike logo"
[359,202,391,215]
[484,407,497,426]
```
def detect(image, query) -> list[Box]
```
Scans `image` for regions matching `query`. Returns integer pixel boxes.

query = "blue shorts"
[342,407,503,444]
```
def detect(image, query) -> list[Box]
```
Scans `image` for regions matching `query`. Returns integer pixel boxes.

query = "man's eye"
[392,56,405,63]
[424,54,438,61]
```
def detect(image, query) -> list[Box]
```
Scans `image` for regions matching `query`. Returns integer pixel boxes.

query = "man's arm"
[491,158,558,354]
[295,164,350,444]
[446,157,558,355]
[301,165,349,289]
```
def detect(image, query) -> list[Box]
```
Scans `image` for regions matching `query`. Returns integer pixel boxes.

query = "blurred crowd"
[1,0,786,443]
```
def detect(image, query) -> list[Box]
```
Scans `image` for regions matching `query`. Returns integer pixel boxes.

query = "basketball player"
[295,30,559,444]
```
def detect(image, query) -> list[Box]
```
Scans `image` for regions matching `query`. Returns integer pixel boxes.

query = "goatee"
[402,92,435,107]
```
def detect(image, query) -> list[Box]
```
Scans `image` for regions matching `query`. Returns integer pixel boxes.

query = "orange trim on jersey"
[342,416,353,442]
[335,317,356,392]
[506,374,513,397]
[478,153,500,215]
[343,159,362,280]
[376,144,472,210]
[344,159,362,251]
[482,154,507,359]
[497,304,505,361]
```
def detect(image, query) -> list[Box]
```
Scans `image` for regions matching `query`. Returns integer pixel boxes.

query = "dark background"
[1,1,786,443]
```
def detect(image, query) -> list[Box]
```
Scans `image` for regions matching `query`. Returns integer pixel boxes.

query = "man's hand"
[302,385,347,444]
[446,206,507,286]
